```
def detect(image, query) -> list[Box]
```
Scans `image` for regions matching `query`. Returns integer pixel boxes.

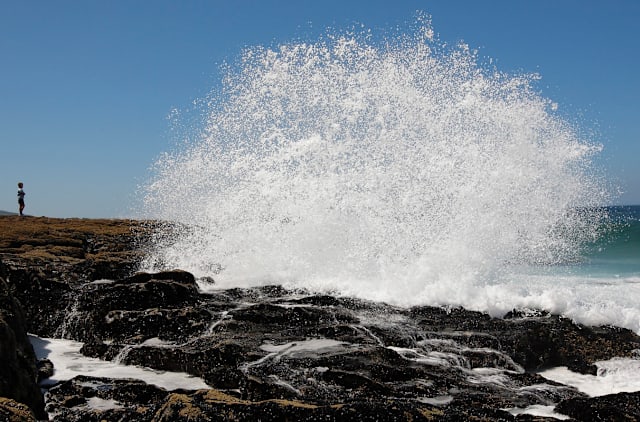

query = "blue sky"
[1,0,638,217]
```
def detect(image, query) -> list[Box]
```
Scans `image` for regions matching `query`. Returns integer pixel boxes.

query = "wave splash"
[141,19,608,309]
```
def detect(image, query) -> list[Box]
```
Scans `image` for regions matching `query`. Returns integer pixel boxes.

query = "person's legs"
[19,199,24,216]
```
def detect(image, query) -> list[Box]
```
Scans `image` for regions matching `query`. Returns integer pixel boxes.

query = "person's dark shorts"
[18,198,24,205]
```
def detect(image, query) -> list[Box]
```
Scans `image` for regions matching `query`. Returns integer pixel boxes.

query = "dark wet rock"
[82,270,200,312]
[230,302,359,327]
[410,305,640,374]
[0,277,46,419]
[50,270,207,343]
[45,376,519,422]
[99,307,213,342]
[44,376,171,422]
[500,315,640,375]
[1,264,70,336]
[124,269,197,285]
[556,391,640,421]
[37,358,54,383]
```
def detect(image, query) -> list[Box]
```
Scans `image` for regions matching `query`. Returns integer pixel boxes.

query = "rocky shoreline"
[1,216,639,421]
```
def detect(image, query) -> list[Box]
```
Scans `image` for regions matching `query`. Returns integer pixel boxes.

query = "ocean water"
[498,206,640,331]
[581,206,640,278]
[140,19,640,335]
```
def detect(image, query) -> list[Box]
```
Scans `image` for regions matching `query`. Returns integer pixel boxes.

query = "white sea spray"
[140,19,624,329]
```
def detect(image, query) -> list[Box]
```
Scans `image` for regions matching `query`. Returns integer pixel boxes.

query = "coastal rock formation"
[0,216,151,418]
[0,216,149,283]
[74,280,640,420]
[0,216,152,336]
[0,397,37,422]
[1,216,640,421]
[0,277,45,420]
[555,391,640,421]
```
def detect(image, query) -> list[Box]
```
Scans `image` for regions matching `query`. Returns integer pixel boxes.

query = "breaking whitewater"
[139,20,639,335]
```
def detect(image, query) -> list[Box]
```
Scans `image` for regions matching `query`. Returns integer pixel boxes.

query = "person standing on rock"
[17,182,25,216]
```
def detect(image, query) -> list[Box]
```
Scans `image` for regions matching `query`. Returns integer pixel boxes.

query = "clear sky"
[1,0,638,217]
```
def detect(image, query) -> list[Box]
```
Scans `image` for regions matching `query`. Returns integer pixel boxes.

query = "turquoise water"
[530,206,640,280]
[494,206,640,332]
[526,206,640,280]
[581,206,640,277]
